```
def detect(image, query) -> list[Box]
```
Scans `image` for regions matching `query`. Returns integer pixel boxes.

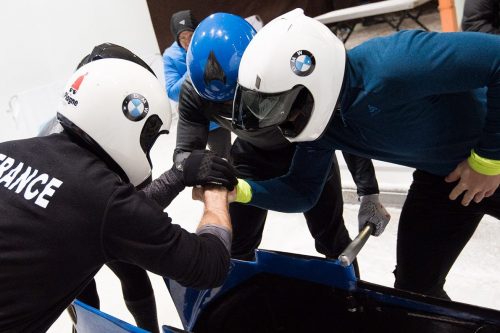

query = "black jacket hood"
[170,10,198,46]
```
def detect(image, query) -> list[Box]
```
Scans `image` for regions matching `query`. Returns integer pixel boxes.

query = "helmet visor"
[232,84,304,131]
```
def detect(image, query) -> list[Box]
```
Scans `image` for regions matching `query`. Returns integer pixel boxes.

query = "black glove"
[181,150,238,190]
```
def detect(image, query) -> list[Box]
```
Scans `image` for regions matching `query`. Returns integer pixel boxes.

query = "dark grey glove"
[358,194,391,236]
[181,150,238,190]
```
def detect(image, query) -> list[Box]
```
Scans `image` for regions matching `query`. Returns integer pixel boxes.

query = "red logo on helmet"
[69,73,87,94]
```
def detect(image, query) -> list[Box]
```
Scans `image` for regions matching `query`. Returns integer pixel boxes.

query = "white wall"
[0,0,164,142]
[455,0,465,29]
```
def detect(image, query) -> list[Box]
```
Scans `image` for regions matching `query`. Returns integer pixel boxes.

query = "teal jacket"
[247,30,500,212]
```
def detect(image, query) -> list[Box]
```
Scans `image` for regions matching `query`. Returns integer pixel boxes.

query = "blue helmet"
[187,13,256,102]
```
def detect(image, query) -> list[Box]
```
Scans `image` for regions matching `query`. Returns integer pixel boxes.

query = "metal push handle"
[338,224,373,267]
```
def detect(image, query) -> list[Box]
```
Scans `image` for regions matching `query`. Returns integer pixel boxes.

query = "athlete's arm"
[142,150,237,208]
[141,167,184,208]
[233,142,335,213]
[342,152,379,196]
[196,185,232,250]
[104,185,230,289]
[174,80,210,168]
[342,152,390,236]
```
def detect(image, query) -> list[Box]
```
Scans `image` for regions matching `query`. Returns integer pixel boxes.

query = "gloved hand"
[358,194,391,236]
[181,150,238,190]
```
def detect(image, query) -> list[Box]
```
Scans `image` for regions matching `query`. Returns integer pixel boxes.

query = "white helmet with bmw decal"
[233,8,345,142]
[57,54,172,186]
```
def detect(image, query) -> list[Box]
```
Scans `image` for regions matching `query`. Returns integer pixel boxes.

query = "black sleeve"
[174,80,211,167]
[462,0,500,34]
[141,167,185,208]
[342,152,379,196]
[103,184,230,289]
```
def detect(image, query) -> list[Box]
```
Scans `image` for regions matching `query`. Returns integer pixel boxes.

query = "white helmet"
[57,57,172,186]
[233,9,346,142]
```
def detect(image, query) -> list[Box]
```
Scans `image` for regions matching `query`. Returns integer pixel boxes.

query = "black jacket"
[462,0,500,34]
[0,132,229,332]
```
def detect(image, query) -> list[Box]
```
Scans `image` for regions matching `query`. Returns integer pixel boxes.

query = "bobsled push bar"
[339,224,373,267]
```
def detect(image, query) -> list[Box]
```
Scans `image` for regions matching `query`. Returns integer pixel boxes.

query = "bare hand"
[445,160,500,206]
[192,185,229,203]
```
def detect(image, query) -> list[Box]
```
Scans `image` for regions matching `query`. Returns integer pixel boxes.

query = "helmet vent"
[255,75,261,89]
[203,51,226,85]
[140,115,164,154]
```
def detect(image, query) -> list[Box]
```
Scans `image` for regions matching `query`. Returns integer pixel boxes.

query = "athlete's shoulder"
[0,134,123,212]
[37,133,125,192]
[181,77,197,95]
[179,78,206,112]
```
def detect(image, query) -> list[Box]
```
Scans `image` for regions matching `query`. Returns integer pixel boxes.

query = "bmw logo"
[290,50,315,77]
[122,93,149,121]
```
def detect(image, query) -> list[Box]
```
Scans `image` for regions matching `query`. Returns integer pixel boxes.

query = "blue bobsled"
[164,249,500,333]
[70,300,149,333]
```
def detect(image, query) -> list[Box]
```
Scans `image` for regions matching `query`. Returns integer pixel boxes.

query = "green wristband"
[235,179,252,203]
[467,150,500,176]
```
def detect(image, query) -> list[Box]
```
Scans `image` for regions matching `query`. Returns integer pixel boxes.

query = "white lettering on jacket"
[0,153,63,208]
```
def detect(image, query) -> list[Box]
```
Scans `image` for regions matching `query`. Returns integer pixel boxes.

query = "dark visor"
[232,84,304,131]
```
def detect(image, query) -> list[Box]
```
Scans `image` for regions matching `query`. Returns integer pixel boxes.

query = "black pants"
[77,261,154,307]
[395,170,500,298]
[75,262,159,332]
[229,138,352,260]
